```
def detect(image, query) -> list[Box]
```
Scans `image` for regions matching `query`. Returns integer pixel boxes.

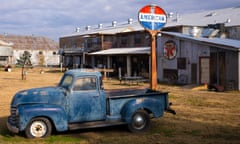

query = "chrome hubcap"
[30,121,47,138]
[133,114,145,129]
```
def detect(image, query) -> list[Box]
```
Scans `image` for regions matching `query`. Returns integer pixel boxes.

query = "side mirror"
[62,86,71,96]
[66,86,72,92]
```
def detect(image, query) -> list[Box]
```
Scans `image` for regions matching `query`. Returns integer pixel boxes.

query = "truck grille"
[9,107,19,126]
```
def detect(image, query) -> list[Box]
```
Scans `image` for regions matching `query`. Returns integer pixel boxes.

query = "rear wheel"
[128,110,150,132]
[25,117,52,138]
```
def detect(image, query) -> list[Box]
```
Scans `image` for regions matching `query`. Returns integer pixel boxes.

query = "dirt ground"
[0,67,240,144]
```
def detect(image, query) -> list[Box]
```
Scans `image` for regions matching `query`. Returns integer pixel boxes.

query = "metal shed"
[157,31,240,90]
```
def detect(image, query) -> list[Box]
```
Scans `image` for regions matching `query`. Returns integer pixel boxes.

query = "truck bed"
[105,88,167,98]
[105,88,169,118]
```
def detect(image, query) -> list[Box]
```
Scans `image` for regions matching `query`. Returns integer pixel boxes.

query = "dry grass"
[0,67,240,144]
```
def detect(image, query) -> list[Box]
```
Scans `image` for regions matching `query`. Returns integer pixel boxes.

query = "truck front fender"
[121,98,164,123]
[18,104,68,132]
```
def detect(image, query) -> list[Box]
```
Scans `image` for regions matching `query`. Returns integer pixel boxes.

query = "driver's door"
[68,76,104,123]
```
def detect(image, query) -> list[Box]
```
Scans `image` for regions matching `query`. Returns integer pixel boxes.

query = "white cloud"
[104,5,112,11]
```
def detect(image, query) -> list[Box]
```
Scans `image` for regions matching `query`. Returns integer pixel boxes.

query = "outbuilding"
[157,32,240,90]
[0,40,13,66]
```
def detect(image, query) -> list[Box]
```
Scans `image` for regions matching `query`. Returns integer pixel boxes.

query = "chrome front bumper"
[6,117,19,134]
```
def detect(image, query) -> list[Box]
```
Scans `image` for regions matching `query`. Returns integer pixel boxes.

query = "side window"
[59,75,73,88]
[73,77,97,91]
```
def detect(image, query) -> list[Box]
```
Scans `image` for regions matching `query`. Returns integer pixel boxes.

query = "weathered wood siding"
[157,34,239,90]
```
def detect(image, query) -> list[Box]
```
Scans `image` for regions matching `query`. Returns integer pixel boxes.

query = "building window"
[134,34,142,45]
[177,58,186,69]
[87,39,92,48]
[163,69,178,83]
[121,36,127,47]
[73,43,77,48]
[0,56,7,61]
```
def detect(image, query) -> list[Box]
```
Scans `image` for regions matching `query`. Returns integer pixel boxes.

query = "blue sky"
[0,0,239,41]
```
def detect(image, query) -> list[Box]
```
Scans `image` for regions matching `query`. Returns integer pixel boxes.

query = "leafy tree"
[16,51,32,67]
[16,51,33,80]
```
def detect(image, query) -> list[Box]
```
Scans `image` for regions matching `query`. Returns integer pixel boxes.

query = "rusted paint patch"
[40,91,48,96]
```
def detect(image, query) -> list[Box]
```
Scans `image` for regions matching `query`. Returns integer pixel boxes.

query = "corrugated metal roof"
[62,21,144,38]
[60,48,84,54]
[61,6,240,38]
[0,35,58,50]
[0,40,13,46]
[162,31,240,51]
[89,47,150,55]
[166,6,240,27]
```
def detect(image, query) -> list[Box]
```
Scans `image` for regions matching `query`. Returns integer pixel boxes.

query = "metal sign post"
[138,4,167,91]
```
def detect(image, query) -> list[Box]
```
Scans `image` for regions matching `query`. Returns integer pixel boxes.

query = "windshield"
[58,74,73,89]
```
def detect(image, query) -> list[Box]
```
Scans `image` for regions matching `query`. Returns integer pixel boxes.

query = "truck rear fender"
[18,104,68,132]
[120,98,164,123]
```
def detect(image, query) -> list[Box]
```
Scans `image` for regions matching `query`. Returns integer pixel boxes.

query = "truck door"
[68,76,105,123]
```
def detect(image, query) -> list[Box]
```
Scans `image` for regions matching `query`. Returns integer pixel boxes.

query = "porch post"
[107,56,111,69]
[127,56,131,76]
[91,56,95,67]
[238,51,240,90]
[82,52,86,66]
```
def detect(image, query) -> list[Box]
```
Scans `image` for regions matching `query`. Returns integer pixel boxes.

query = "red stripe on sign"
[140,5,166,15]
[140,5,151,13]
[155,7,166,15]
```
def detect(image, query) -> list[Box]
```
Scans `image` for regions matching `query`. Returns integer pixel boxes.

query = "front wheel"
[128,110,150,133]
[25,117,52,138]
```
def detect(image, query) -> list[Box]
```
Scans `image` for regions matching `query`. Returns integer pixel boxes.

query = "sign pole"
[148,30,159,91]
[138,4,167,91]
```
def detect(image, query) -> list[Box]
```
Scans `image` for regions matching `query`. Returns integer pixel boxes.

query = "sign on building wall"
[164,40,177,60]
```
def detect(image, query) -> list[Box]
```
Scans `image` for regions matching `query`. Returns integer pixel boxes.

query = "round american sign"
[138,4,167,30]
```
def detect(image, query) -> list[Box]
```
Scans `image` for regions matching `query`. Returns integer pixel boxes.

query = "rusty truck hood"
[11,86,66,107]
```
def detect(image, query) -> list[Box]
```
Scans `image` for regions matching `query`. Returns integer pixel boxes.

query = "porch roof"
[59,48,84,55]
[88,47,150,55]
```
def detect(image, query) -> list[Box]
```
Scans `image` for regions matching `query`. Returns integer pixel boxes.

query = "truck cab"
[59,70,106,123]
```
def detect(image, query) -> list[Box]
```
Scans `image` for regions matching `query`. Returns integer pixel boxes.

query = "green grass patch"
[43,135,84,143]
[186,96,206,106]
[1,134,85,144]
[150,125,175,137]
[184,129,201,136]
[168,94,178,100]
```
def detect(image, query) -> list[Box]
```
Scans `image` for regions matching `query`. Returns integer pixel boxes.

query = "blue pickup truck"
[7,69,175,138]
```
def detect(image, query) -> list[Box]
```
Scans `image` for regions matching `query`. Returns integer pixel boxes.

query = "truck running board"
[68,121,126,130]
